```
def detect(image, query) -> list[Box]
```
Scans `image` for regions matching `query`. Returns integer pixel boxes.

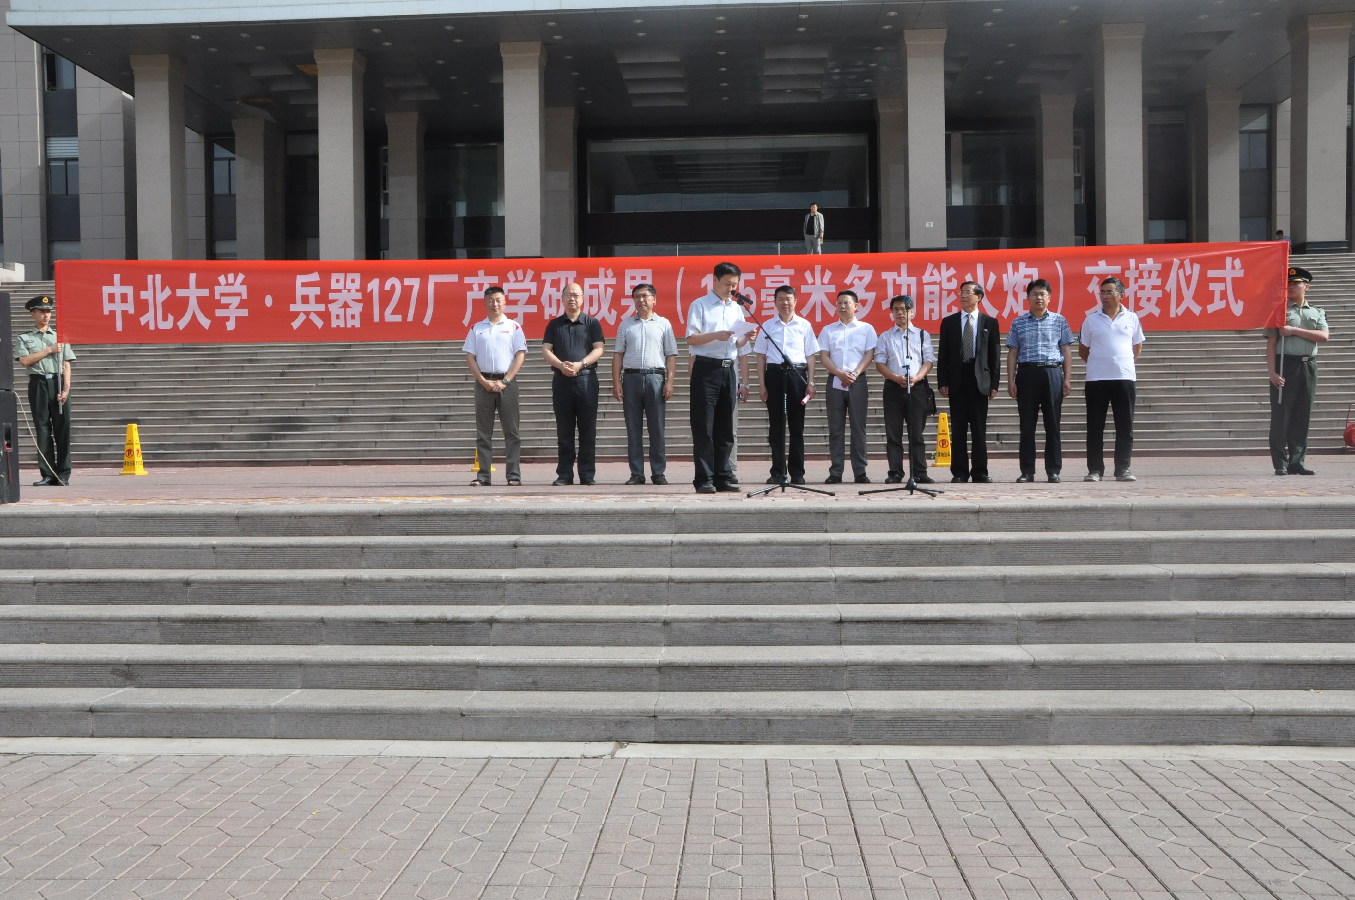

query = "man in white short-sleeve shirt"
[1079,276,1145,482]
[817,290,876,484]
[464,285,528,486]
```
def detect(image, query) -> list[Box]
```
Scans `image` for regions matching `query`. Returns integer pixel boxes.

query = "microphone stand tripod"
[746,322,834,498]
[859,334,942,499]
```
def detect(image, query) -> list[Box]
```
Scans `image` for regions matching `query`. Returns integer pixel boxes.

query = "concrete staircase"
[8,252,1354,467]
[0,498,1352,744]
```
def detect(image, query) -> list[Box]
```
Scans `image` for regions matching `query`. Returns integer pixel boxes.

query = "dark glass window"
[43,53,76,91]
[424,142,503,259]
[588,135,868,214]
[212,139,236,195]
[585,134,871,256]
[1239,105,1273,240]
[945,130,1039,250]
[47,159,78,195]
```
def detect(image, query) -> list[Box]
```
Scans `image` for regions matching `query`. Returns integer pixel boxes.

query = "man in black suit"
[936,281,1000,483]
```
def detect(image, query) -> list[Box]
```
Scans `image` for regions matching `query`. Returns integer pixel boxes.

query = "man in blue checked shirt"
[1005,278,1076,483]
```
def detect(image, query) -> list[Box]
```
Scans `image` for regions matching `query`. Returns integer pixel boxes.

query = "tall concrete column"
[1289,13,1354,252]
[903,29,947,251]
[1274,98,1292,237]
[233,117,283,259]
[1037,93,1077,248]
[542,107,577,258]
[1198,89,1241,243]
[315,48,366,260]
[876,99,907,252]
[1094,24,1145,245]
[130,54,187,259]
[75,66,134,260]
[385,111,425,259]
[185,129,207,259]
[501,41,545,258]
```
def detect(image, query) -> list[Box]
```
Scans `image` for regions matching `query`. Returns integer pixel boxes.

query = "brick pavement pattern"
[3,754,1355,898]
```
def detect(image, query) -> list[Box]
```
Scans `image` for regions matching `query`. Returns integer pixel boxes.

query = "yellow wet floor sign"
[934,412,952,469]
[121,423,147,475]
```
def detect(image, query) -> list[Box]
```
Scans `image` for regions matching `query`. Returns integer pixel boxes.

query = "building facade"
[0,0,1351,275]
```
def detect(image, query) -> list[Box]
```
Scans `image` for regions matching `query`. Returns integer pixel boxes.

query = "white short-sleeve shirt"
[1079,307,1145,382]
[754,315,819,365]
[819,320,877,390]
[463,317,527,373]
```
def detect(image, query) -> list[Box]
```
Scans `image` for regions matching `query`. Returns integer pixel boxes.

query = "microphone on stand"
[731,291,755,310]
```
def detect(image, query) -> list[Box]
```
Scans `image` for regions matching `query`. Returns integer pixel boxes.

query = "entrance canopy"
[6,0,1317,136]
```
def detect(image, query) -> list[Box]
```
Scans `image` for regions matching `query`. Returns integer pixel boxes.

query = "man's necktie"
[962,314,974,363]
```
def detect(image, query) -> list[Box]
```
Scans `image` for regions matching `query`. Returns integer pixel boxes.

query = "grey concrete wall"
[0,22,45,274]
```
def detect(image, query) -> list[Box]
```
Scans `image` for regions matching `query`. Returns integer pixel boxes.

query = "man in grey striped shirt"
[612,283,679,485]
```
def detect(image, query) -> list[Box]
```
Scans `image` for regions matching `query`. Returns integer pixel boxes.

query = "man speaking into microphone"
[686,261,756,494]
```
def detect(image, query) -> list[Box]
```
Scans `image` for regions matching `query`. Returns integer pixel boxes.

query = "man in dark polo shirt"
[542,282,606,485]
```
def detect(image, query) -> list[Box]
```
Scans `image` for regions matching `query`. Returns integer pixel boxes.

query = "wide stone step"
[3,498,1349,537]
[0,687,1349,744]
[1,601,1349,645]
[2,642,1354,691]
[2,563,1352,606]
[4,529,1353,570]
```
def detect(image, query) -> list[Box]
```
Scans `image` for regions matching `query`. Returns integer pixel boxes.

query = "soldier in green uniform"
[1265,266,1329,476]
[12,295,76,486]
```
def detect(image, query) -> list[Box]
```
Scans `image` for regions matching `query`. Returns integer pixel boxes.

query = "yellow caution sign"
[471,449,496,473]
[121,423,148,475]
[934,412,952,469]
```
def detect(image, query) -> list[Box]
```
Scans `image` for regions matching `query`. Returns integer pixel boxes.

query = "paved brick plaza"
[4,746,1355,899]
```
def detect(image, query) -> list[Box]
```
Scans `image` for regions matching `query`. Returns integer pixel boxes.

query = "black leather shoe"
[470,479,489,486]
[914,474,935,484]
[695,482,716,494]
[32,477,56,486]
[651,474,668,485]
[885,474,903,484]
[854,474,871,484]
[973,475,993,483]
[625,475,646,485]
[551,477,573,486]
[1048,473,1061,483]
[766,476,783,485]
[1289,466,1316,476]
[951,476,969,483]
[791,476,806,485]
[1274,469,1287,476]
[714,482,741,493]
[1015,474,1034,483]
[824,475,842,484]
[580,477,596,485]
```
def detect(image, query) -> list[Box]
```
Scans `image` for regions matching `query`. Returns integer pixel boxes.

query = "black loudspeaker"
[0,291,10,391]
[0,390,18,504]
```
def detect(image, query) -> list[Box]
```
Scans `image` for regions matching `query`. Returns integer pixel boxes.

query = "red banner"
[55,241,1288,344]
